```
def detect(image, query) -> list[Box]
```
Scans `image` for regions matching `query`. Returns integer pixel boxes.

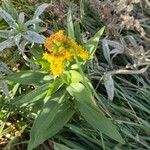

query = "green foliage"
[26,8,123,149]
[67,7,75,39]
[28,93,75,150]
[84,27,105,58]
[67,83,124,144]
[67,83,93,104]
[13,83,50,106]
[5,70,52,85]
[66,70,83,83]
[2,1,149,150]
[1,6,124,149]
[54,142,75,150]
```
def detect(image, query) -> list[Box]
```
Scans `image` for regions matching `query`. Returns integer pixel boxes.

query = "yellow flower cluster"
[43,30,89,76]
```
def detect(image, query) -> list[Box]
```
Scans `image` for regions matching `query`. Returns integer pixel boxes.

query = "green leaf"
[74,22,82,43]
[28,94,74,150]
[67,83,125,144]
[67,83,93,104]
[54,142,75,150]
[34,59,49,71]
[23,31,45,43]
[57,137,84,150]
[46,77,63,96]
[84,27,105,58]
[75,101,125,144]
[30,45,43,59]
[61,70,83,85]
[80,0,85,20]
[13,83,50,106]
[67,7,74,39]
[66,124,101,146]
[5,70,52,85]
[69,70,83,83]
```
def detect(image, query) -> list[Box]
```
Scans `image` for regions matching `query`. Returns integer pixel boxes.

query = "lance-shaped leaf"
[14,34,21,47]
[23,31,45,43]
[75,101,125,144]
[67,8,75,39]
[33,3,49,19]
[2,0,18,19]
[0,61,11,74]
[104,73,114,101]
[24,19,42,27]
[0,7,17,28]
[18,12,25,24]
[27,94,74,150]
[54,142,75,150]
[74,22,82,43]
[0,39,14,52]
[13,83,50,106]
[102,38,111,64]
[67,83,94,104]
[5,70,52,85]
[0,30,10,39]
[0,80,9,98]
[67,83,125,144]
[84,27,105,58]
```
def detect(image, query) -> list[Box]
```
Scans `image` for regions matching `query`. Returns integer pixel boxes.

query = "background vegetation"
[0,0,150,149]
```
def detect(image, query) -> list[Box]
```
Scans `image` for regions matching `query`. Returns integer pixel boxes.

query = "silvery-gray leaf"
[23,31,45,43]
[107,40,124,53]
[35,26,47,33]
[0,30,10,39]
[0,61,11,74]
[9,29,19,38]
[110,48,123,54]
[110,66,148,75]
[24,18,42,27]
[0,39,14,51]
[110,49,123,60]
[18,12,25,24]
[104,73,114,101]
[33,3,49,19]
[2,0,18,19]
[14,34,21,47]
[0,80,10,98]
[0,7,18,28]
[102,38,111,64]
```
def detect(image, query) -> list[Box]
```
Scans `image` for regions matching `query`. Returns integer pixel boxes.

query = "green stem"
[74,52,96,105]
